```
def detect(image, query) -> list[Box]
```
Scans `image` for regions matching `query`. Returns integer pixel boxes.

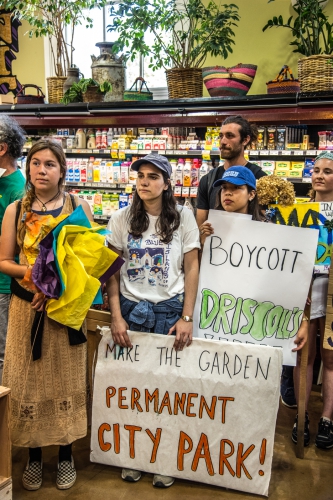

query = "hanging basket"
[298,55,333,93]
[47,77,67,104]
[166,68,203,99]
[83,85,104,103]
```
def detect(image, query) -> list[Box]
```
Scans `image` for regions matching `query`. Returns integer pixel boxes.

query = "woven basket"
[298,55,333,93]
[47,77,67,104]
[266,65,300,94]
[83,85,104,103]
[166,68,203,99]
[202,64,257,97]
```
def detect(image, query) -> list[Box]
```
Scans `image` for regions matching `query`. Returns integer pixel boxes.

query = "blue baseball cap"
[131,153,172,178]
[213,166,256,191]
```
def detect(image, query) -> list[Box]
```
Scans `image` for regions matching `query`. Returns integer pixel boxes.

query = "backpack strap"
[207,166,224,200]
[15,199,22,231]
[69,193,76,211]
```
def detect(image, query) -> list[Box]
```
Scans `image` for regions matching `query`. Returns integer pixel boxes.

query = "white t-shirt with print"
[107,206,200,304]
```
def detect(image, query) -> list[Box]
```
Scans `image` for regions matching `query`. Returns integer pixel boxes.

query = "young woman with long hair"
[292,151,333,449]
[106,153,200,488]
[0,139,92,491]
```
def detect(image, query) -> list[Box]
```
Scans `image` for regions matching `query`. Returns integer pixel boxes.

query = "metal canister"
[91,42,126,101]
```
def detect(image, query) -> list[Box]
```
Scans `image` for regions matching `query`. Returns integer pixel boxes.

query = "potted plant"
[107,0,240,99]
[61,78,112,104]
[262,0,333,92]
[3,0,107,101]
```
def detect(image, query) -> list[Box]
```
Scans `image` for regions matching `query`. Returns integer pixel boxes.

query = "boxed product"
[303,167,314,178]
[267,126,276,150]
[276,161,291,170]
[276,127,286,150]
[289,170,303,178]
[318,131,328,149]
[261,160,275,170]
[291,161,305,170]
[275,169,290,177]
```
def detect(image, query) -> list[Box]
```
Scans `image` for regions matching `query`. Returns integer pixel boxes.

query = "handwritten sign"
[91,329,282,496]
[194,211,318,365]
[273,202,333,274]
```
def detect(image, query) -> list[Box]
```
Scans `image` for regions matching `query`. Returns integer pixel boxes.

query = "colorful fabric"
[45,207,124,330]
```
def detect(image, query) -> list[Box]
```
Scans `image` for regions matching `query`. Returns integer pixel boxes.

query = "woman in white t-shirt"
[106,154,200,488]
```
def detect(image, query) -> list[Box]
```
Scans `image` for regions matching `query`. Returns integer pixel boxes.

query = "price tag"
[77,182,84,186]
[293,150,304,156]
[158,150,166,155]
[282,150,290,155]
[172,151,182,156]
[174,186,182,197]
[269,150,279,155]
[306,150,317,156]
[302,177,312,183]
[249,150,258,156]
[259,150,269,156]
[190,187,198,197]
[125,149,133,154]
[111,150,118,159]
[119,150,126,159]
[182,187,190,198]
[93,149,99,154]
[125,184,133,194]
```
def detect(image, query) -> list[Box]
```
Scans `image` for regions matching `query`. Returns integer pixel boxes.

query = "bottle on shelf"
[75,128,86,149]
[107,128,114,148]
[199,160,209,180]
[96,129,102,149]
[191,158,199,186]
[87,129,96,149]
[100,160,107,183]
[169,159,177,185]
[175,158,184,186]
[183,159,192,187]
[101,129,108,149]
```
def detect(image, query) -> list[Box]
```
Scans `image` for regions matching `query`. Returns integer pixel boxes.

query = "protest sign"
[273,202,333,274]
[193,211,318,365]
[91,329,282,496]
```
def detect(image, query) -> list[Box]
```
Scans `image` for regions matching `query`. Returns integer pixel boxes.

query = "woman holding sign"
[293,151,333,450]
[198,166,262,246]
[106,153,200,488]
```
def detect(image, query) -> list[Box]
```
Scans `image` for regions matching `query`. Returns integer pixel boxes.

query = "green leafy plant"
[61,78,112,104]
[3,0,107,76]
[263,0,333,56]
[107,0,240,71]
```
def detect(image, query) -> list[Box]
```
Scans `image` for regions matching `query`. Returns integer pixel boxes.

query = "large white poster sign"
[91,329,282,497]
[193,211,319,366]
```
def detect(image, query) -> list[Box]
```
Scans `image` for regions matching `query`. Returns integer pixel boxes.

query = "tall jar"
[91,42,126,101]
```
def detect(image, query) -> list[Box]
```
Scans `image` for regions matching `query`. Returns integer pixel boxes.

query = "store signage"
[0,9,22,95]
[91,329,282,496]
[193,210,318,366]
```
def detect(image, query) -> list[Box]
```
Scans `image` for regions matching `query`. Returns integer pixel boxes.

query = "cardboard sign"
[273,202,333,274]
[91,329,283,497]
[193,211,318,366]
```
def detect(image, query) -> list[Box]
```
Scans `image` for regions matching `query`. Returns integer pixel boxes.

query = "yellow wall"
[203,0,333,96]
[9,20,45,94]
[11,1,333,97]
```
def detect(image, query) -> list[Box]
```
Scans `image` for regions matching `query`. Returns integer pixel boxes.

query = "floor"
[11,386,333,500]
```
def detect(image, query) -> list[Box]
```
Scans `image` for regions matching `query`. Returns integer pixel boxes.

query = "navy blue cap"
[131,153,172,178]
[213,166,256,191]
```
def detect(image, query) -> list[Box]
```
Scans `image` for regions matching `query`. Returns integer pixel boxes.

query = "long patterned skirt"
[3,295,88,447]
